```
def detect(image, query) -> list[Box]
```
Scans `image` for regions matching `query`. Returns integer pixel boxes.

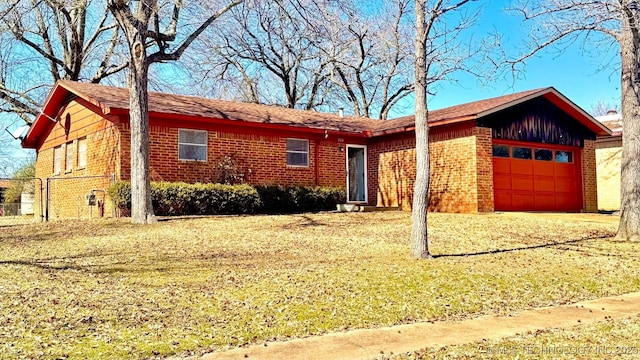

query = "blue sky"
[421,1,621,114]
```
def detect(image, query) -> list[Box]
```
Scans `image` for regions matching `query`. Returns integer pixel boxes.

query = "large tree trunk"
[410,0,431,259]
[617,4,640,242]
[127,31,156,224]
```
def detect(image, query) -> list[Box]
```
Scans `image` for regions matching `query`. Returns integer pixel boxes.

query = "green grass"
[0,212,638,359]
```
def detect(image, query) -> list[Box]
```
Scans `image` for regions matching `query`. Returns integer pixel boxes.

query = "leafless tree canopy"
[590,100,620,117]
[0,0,126,124]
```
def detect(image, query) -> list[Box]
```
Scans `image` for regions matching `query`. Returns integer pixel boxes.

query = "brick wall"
[582,139,598,212]
[370,124,487,212]
[474,127,494,212]
[34,100,120,219]
[118,123,348,188]
[595,137,622,211]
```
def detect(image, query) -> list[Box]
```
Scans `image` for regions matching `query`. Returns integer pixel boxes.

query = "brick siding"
[595,137,622,211]
[370,125,491,213]
[582,139,598,212]
[33,99,600,218]
[473,127,495,212]
[118,123,349,188]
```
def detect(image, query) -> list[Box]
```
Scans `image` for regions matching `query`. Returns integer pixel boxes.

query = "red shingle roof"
[374,88,551,134]
[57,80,377,134]
[22,81,610,148]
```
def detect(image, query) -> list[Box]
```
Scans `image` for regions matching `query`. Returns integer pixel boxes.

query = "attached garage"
[492,141,581,211]
[371,87,612,213]
[478,94,610,213]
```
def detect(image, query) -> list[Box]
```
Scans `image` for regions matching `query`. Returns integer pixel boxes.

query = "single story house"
[595,111,623,211]
[22,81,611,219]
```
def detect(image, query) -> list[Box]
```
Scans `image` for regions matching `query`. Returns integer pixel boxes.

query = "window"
[53,146,63,175]
[77,138,87,168]
[65,141,74,172]
[512,147,532,159]
[555,151,573,163]
[534,149,553,161]
[178,129,207,161]
[286,139,309,167]
[492,145,510,158]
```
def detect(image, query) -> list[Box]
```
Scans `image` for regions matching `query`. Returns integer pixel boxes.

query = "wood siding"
[478,97,595,147]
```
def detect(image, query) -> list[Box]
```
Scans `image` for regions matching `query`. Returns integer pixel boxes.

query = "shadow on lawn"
[433,234,615,258]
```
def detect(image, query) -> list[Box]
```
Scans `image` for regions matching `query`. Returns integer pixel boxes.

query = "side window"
[286,139,309,167]
[178,129,207,161]
[77,138,87,168]
[65,141,74,172]
[53,145,63,175]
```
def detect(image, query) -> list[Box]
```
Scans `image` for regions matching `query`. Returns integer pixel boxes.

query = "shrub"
[256,185,345,214]
[108,181,261,216]
[108,181,132,212]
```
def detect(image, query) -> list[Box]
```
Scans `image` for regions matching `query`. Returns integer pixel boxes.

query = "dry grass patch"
[381,315,640,359]
[0,212,638,359]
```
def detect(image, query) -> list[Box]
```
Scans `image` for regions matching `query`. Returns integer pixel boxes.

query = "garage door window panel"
[535,149,553,161]
[555,151,573,163]
[512,147,532,159]
[492,145,510,157]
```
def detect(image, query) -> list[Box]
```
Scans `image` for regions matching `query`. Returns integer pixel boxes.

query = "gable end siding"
[479,97,596,147]
[34,100,120,219]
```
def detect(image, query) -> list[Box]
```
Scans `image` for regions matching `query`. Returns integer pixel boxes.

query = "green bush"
[108,181,260,216]
[108,182,345,216]
[256,185,346,214]
[108,181,132,211]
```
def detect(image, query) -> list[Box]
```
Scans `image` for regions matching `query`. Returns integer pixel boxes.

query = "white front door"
[346,145,367,203]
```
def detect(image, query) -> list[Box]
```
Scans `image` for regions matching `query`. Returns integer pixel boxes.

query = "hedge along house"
[22,81,610,219]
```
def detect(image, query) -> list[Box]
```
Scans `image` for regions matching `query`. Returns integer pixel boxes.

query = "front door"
[347,145,367,203]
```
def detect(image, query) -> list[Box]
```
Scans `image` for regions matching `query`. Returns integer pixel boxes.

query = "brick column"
[582,139,598,212]
[474,127,494,212]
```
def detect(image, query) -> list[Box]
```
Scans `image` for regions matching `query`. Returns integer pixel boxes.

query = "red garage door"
[492,142,582,211]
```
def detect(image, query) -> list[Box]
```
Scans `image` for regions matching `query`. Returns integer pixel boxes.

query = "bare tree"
[107,0,242,224]
[190,0,415,117]
[591,100,620,117]
[511,0,639,241]
[195,0,332,109]
[0,0,125,124]
[411,0,490,258]
[327,0,414,119]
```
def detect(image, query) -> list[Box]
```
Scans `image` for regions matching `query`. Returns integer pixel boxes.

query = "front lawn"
[0,212,638,359]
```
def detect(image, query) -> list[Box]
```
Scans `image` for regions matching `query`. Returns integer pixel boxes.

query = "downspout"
[316,132,328,186]
[45,178,50,222]
[315,137,321,186]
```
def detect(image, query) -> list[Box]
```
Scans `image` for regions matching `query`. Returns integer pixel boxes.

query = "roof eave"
[21,81,116,149]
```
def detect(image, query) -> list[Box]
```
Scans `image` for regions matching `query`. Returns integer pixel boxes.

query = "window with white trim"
[53,145,63,175]
[286,139,309,167]
[65,141,74,172]
[178,129,207,161]
[78,138,87,168]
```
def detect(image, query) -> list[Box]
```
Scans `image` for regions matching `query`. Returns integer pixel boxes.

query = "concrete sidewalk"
[200,292,640,360]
